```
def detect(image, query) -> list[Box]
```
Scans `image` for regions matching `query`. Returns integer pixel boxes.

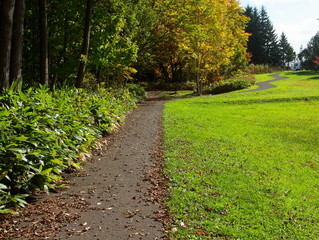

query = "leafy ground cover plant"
[0,84,145,212]
[163,71,319,239]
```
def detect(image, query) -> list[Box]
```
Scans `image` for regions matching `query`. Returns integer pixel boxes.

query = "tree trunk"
[0,0,15,93]
[76,0,93,88]
[39,0,49,86]
[10,0,25,90]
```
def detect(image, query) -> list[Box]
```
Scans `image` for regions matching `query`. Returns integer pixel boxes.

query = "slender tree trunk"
[76,0,93,88]
[10,0,25,90]
[39,0,49,86]
[0,0,15,93]
[196,58,201,95]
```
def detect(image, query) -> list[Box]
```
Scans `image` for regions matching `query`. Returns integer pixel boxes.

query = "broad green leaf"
[41,168,52,175]
[18,91,28,102]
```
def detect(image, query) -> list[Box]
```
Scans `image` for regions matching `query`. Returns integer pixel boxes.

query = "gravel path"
[55,94,168,239]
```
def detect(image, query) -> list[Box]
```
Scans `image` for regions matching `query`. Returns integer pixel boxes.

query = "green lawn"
[163,71,319,239]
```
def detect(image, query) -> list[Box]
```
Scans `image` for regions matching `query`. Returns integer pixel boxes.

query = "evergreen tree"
[278,32,295,68]
[244,6,263,64]
[260,7,280,66]
[244,6,281,66]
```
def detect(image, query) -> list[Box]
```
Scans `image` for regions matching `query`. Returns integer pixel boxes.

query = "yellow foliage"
[162,0,249,93]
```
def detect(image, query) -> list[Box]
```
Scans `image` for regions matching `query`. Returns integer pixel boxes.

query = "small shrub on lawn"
[0,84,141,212]
[206,74,255,94]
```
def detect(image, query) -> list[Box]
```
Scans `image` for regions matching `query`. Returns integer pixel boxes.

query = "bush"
[0,84,139,212]
[244,64,274,74]
[127,84,147,103]
[206,75,255,94]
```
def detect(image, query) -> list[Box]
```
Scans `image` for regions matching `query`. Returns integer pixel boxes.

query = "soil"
[0,92,170,240]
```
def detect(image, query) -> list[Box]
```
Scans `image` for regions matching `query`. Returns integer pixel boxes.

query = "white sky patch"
[246,0,297,5]
[275,18,319,53]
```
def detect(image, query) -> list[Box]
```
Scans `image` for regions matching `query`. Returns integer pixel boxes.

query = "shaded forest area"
[0,0,250,94]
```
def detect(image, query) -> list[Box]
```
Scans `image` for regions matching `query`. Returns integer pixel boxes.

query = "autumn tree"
[166,0,249,94]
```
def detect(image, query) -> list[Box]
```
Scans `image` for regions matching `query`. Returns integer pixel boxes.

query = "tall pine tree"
[244,6,281,66]
[244,6,263,64]
[278,32,295,68]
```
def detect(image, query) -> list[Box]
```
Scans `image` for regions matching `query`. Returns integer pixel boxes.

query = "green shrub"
[206,75,255,94]
[0,84,138,212]
[127,84,147,103]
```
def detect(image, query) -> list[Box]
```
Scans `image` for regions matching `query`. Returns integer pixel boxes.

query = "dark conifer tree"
[278,32,295,68]
[259,6,280,66]
[244,6,263,64]
[244,6,281,66]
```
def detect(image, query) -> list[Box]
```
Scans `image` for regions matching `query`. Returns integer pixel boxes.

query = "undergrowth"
[0,84,145,212]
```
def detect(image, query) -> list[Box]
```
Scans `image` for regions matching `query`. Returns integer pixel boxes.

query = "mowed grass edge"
[163,71,319,239]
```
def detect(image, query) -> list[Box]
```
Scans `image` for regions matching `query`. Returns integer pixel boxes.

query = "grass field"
[163,71,319,239]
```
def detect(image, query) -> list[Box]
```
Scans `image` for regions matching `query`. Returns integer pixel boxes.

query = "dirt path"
[243,73,288,92]
[1,92,168,240]
[55,94,167,239]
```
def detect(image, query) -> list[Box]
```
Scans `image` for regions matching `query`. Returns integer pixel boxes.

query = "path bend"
[244,73,288,92]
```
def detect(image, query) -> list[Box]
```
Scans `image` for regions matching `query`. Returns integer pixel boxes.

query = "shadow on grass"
[161,91,197,100]
[285,71,319,80]
[286,70,319,76]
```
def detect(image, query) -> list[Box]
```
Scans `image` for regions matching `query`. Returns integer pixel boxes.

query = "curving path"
[243,73,288,92]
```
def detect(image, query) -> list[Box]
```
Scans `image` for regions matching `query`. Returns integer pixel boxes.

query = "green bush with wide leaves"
[0,84,145,212]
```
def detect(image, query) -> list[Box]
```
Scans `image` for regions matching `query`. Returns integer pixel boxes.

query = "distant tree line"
[243,5,296,69]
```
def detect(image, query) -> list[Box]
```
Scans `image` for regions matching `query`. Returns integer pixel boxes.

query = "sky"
[239,0,319,53]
